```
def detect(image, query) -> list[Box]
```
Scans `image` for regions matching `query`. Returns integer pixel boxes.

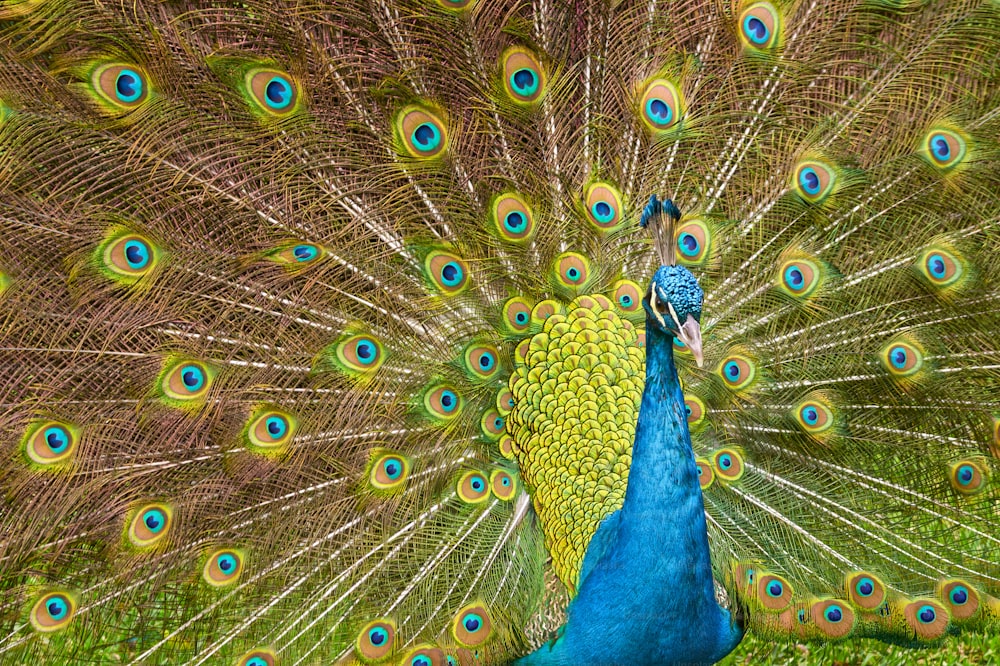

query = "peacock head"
[640,195,704,367]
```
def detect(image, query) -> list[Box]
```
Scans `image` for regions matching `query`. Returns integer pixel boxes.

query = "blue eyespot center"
[566,267,580,281]
[47,597,68,620]
[44,426,70,453]
[645,98,673,125]
[356,340,376,364]
[802,406,818,425]
[918,606,936,623]
[515,311,528,324]
[501,476,511,486]
[180,365,205,391]
[825,605,843,623]
[384,459,401,480]
[725,361,741,379]
[441,261,463,286]
[247,658,268,666]
[218,554,237,573]
[927,254,946,278]
[265,416,287,439]
[890,346,908,369]
[471,477,485,492]
[494,417,504,430]
[511,68,539,96]
[767,581,783,597]
[931,135,950,160]
[619,294,633,307]
[412,657,431,666]
[744,16,769,44]
[412,123,441,151]
[591,201,615,224]
[950,587,968,605]
[785,266,804,289]
[369,628,387,646]
[479,352,496,371]
[504,211,526,233]
[856,578,874,596]
[441,390,457,411]
[463,613,483,632]
[957,464,974,485]
[678,232,700,257]
[124,240,150,269]
[115,69,143,102]
[143,509,165,532]
[265,76,293,109]
[719,454,733,470]
[800,167,821,194]
[293,244,318,262]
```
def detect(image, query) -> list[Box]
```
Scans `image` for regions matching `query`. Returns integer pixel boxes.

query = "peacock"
[1,0,999,664]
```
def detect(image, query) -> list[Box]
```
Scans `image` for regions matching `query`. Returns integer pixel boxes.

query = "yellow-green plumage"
[0,0,998,664]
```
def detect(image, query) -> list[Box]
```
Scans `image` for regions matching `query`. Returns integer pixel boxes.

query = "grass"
[720,630,1000,665]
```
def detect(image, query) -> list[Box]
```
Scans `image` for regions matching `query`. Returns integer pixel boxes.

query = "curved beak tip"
[679,316,704,368]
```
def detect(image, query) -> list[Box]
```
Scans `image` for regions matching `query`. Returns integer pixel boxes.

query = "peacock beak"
[677,316,703,368]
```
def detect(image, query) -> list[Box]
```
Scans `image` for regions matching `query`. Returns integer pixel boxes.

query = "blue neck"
[518,321,744,665]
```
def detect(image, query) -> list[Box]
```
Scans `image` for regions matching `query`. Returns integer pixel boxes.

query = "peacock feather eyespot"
[159,358,216,406]
[98,230,162,284]
[401,645,445,666]
[718,353,757,391]
[243,68,300,116]
[496,388,515,416]
[530,299,564,327]
[480,409,505,440]
[713,448,745,481]
[29,590,78,632]
[756,573,794,611]
[916,243,967,293]
[776,258,822,299]
[502,48,545,105]
[463,342,501,381]
[368,450,411,491]
[501,297,533,333]
[792,394,835,440]
[638,78,684,133]
[948,459,987,495]
[674,219,712,267]
[237,648,277,666]
[490,469,517,500]
[499,434,516,459]
[685,395,707,429]
[89,63,150,112]
[202,548,244,587]
[552,252,592,292]
[355,619,396,661]
[423,250,470,295]
[126,502,173,549]
[268,242,325,268]
[23,420,80,468]
[491,193,535,242]
[846,572,886,610]
[903,599,949,640]
[921,127,968,172]
[396,105,448,158]
[245,405,298,453]
[811,599,855,638]
[792,159,837,204]
[457,470,490,503]
[696,458,715,489]
[879,338,924,379]
[333,333,386,375]
[583,182,624,232]
[738,2,780,50]
[423,384,463,421]
[938,579,980,621]
[610,279,643,316]
[451,603,492,647]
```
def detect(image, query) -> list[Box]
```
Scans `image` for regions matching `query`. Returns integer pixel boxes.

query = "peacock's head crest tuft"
[640,195,705,366]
